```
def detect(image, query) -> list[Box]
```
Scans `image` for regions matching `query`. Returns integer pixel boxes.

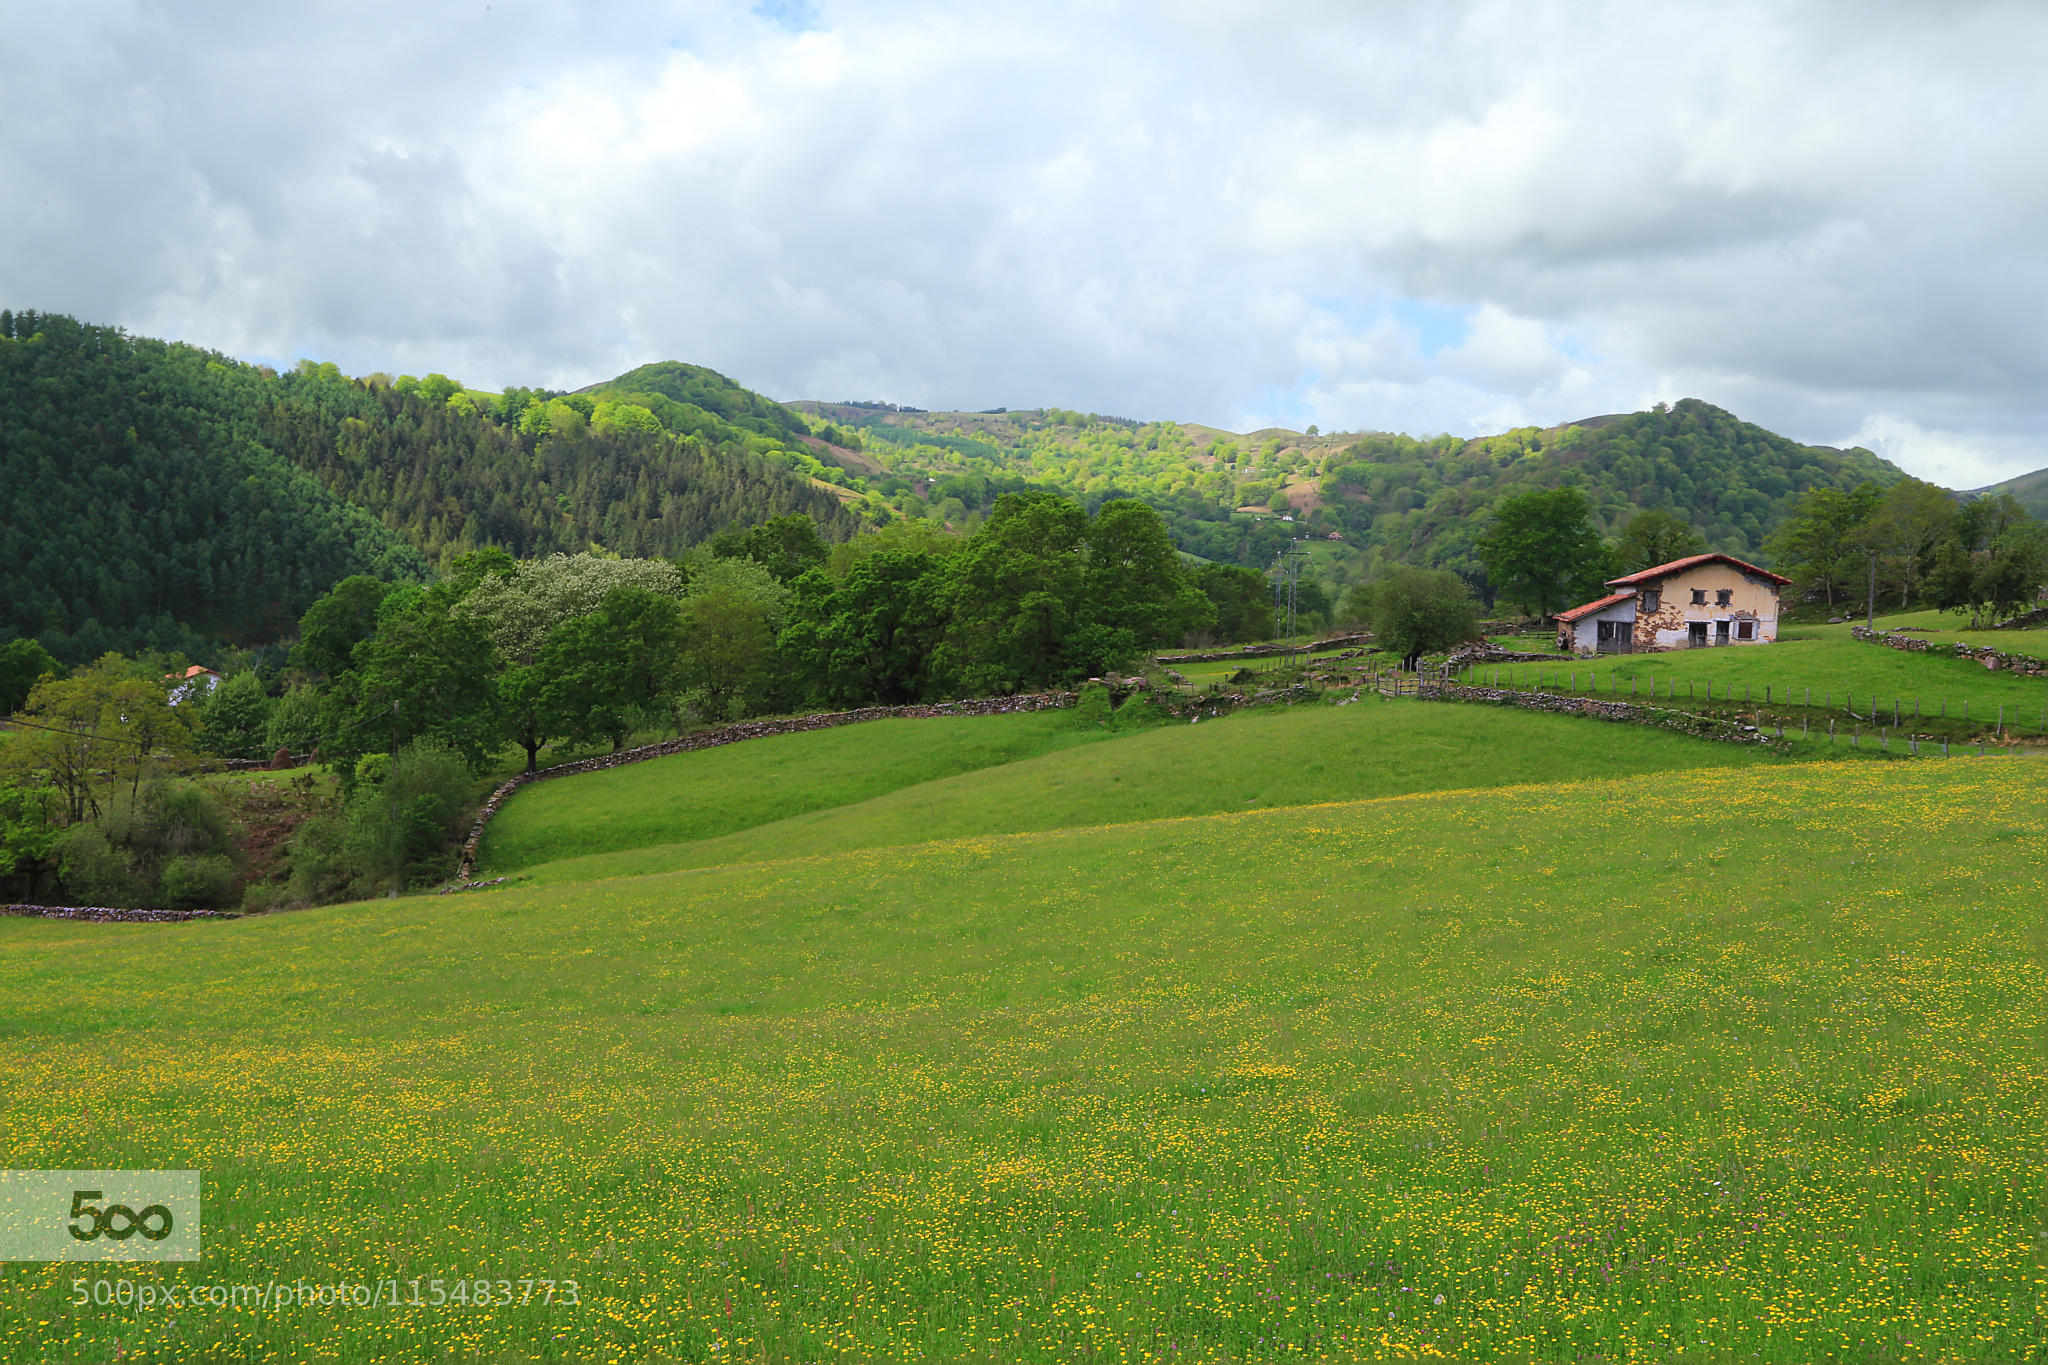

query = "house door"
[1687,622,1708,648]
[1715,620,1730,645]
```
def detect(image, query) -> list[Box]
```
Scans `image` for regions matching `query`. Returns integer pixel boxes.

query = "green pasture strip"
[1163,658,1264,685]
[1856,607,2048,656]
[506,702,1794,887]
[477,711,1106,875]
[1477,622,2048,738]
[0,761,2039,1362]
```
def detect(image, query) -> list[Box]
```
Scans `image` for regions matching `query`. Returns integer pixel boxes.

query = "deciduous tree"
[1475,487,1612,618]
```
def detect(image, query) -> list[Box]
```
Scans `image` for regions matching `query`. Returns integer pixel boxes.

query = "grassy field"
[1860,607,2048,656]
[481,701,1811,887]
[1482,619,2048,739]
[0,746,2041,1362]
[479,711,1111,876]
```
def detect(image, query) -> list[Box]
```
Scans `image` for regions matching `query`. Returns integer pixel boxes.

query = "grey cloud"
[4,0,2046,484]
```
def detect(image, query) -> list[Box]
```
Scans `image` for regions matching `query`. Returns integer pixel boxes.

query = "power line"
[0,716,160,749]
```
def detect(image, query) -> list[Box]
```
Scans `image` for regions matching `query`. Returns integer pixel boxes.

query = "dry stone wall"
[1155,634,1371,665]
[3,903,233,924]
[1851,626,2046,676]
[1432,683,1785,747]
[1446,641,1564,668]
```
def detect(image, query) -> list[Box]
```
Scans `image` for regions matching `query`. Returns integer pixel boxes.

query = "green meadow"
[1484,619,2048,738]
[0,703,2042,1362]
[1857,607,2048,656]
[479,702,1804,885]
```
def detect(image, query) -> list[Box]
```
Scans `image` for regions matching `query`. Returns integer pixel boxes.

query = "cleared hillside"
[1,754,2038,1361]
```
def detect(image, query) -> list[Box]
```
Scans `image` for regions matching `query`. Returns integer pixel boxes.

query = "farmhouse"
[165,663,222,705]
[1557,553,1792,655]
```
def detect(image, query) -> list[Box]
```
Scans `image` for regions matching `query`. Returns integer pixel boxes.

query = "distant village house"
[1556,553,1791,656]
[165,664,222,705]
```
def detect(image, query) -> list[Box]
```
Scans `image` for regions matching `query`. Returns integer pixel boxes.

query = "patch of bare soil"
[222,773,331,900]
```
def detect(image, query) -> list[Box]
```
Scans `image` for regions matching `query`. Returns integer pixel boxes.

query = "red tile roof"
[1606,552,1791,587]
[1555,590,1636,623]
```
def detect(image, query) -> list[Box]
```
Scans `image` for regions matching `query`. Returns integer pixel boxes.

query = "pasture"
[481,701,1805,886]
[1858,607,2048,656]
[0,705,2041,1362]
[1483,620,2048,739]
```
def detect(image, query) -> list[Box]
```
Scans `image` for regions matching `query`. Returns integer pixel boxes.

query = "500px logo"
[0,1171,199,1262]
[68,1190,175,1243]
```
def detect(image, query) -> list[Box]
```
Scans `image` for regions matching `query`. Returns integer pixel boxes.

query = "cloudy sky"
[6,0,2045,485]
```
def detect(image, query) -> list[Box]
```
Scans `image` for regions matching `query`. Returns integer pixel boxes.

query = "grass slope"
[479,711,1109,875]
[1488,620,2048,737]
[0,757,2040,1362]
[484,701,1800,886]
[1857,607,2048,656]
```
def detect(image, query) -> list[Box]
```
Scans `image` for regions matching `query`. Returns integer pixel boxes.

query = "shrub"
[1111,692,1169,729]
[106,780,232,864]
[284,813,350,907]
[160,853,237,909]
[57,825,143,907]
[1071,683,1114,728]
[265,684,325,757]
[336,739,477,896]
[196,671,273,760]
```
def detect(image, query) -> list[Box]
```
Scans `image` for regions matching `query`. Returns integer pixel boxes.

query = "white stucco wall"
[1633,563,1781,650]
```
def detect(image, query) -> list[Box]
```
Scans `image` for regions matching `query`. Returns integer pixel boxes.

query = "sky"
[5,0,2046,487]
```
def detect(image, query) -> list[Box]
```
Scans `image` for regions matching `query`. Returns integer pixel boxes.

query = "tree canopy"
[1475,487,1613,618]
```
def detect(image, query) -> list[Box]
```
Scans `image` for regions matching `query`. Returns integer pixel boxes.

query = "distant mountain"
[1976,465,2048,519]
[790,396,1911,591]
[1,314,859,663]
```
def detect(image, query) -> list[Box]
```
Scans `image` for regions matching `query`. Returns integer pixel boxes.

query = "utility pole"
[1866,551,1877,632]
[1270,537,1311,646]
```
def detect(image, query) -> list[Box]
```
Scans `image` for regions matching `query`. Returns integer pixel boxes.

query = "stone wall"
[1432,683,1785,747]
[1155,634,1371,665]
[1446,641,1564,668]
[1851,626,2046,676]
[3,903,233,924]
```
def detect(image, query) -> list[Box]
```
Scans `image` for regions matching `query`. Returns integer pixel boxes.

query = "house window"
[1737,620,1755,640]
[1690,588,1707,605]
[1716,588,1733,606]
[1640,590,1660,612]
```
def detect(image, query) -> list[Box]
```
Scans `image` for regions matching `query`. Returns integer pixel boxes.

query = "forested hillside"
[795,398,1907,593]
[0,312,426,662]
[260,362,857,563]
[0,306,1926,665]
[0,313,859,663]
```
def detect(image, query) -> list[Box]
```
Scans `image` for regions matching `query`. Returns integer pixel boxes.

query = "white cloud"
[3,0,2046,484]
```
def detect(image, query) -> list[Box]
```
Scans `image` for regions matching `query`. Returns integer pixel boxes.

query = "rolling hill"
[475,700,1801,885]
[793,397,1909,592]
[0,701,2038,1362]
[1977,463,2048,518]
[0,312,858,662]
[0,307,1934,664]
